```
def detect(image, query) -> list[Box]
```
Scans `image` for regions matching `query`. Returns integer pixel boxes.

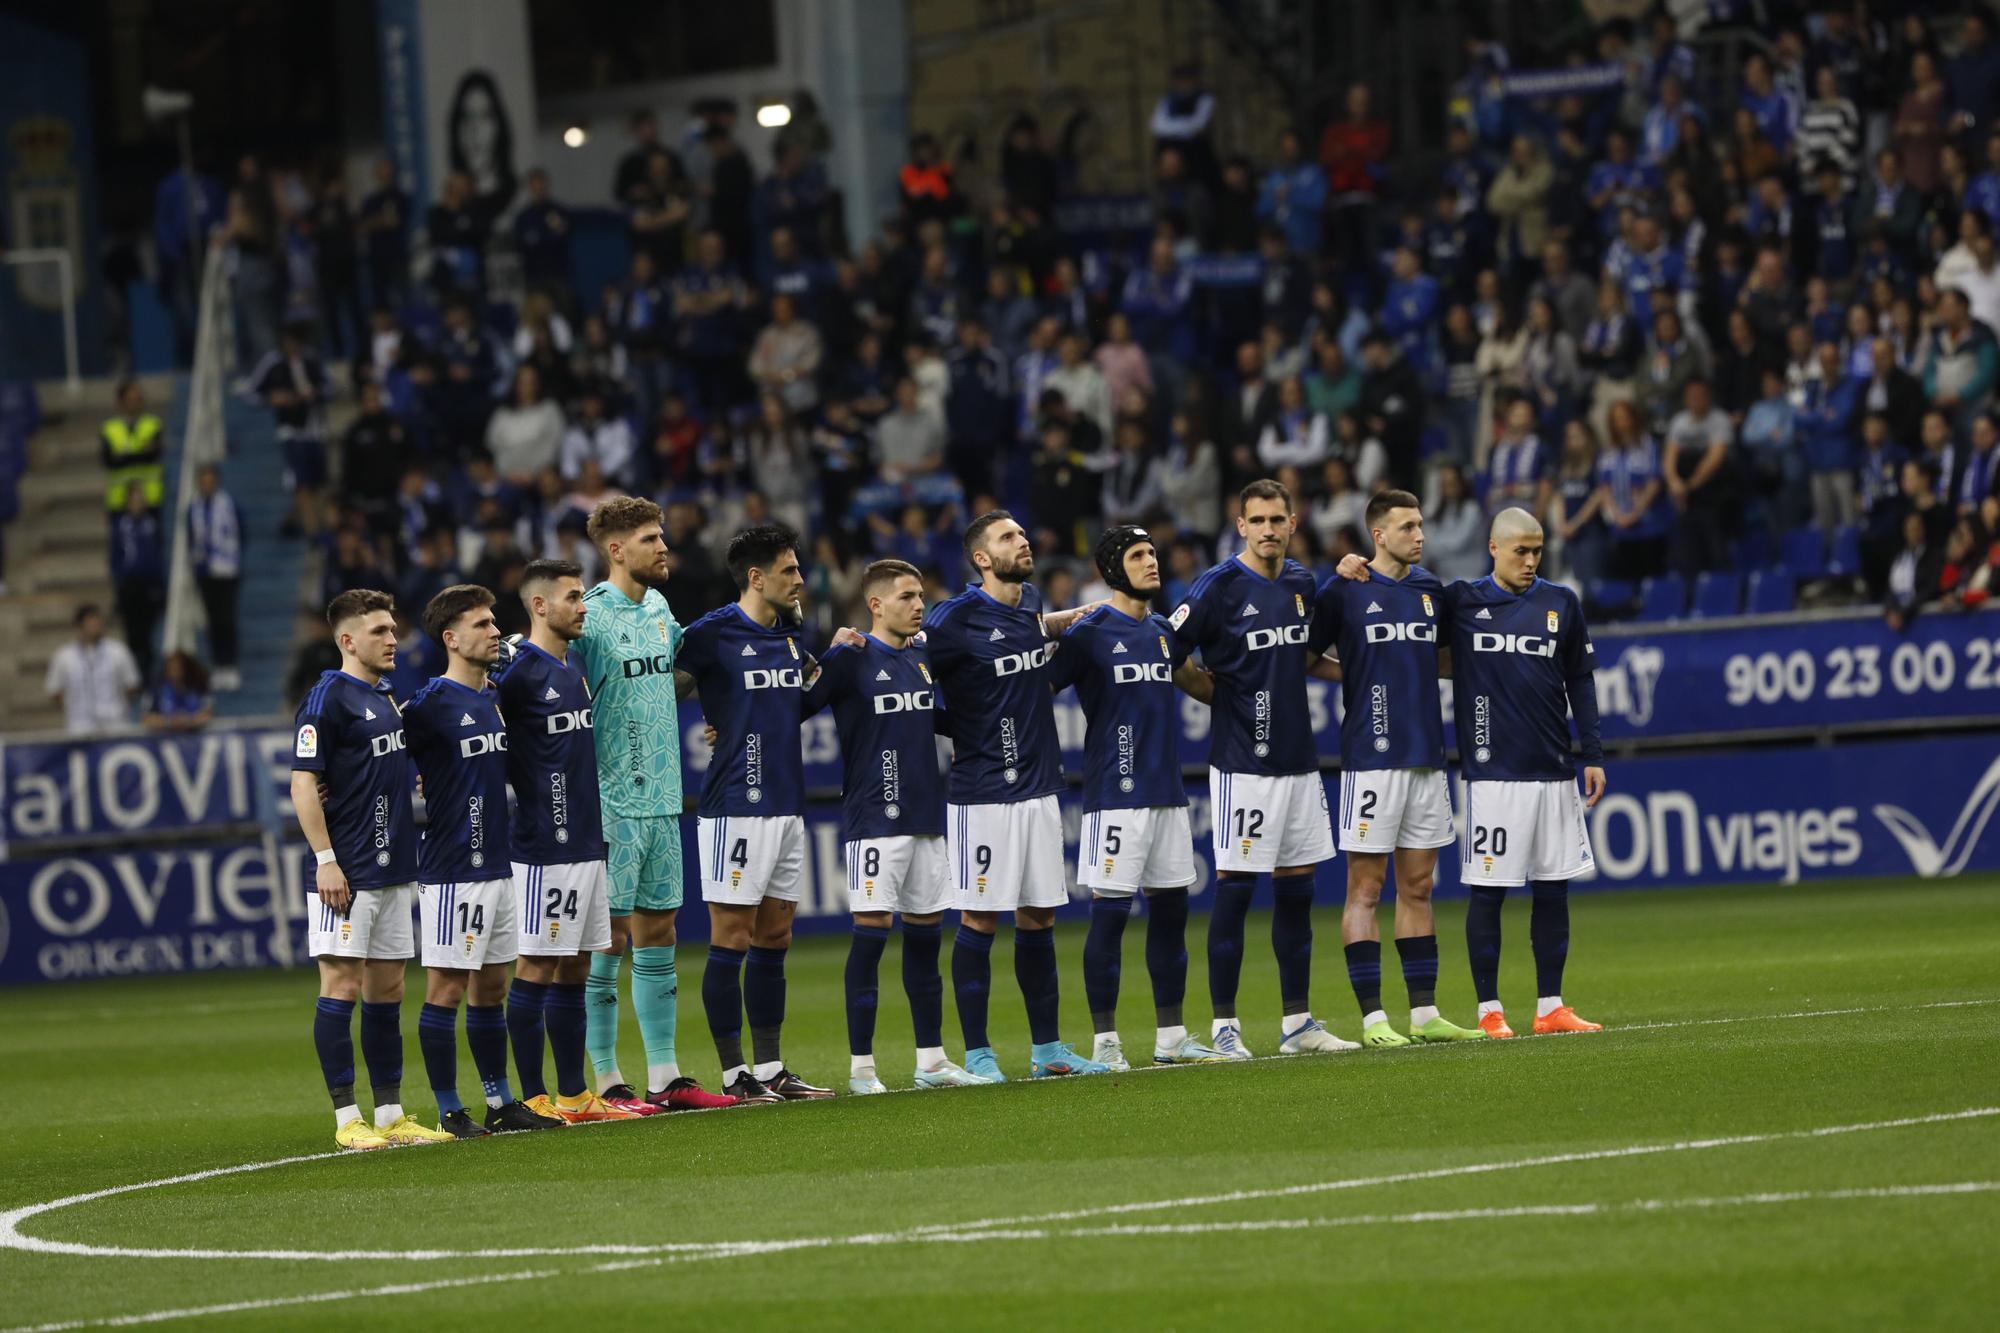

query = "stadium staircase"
[0,375,173,734]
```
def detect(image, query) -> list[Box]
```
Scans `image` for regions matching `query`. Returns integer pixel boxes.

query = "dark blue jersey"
[403,675,512,882]
[802,634,947,840]
[1445,576,1604,782]
[1167,556,1319,775]
[493,640,605,863]
[291,670,418,890]
[1308,566,1448,771]
[679,605,810,817]
[1046,606,1190,812]
[922,581,1065,805]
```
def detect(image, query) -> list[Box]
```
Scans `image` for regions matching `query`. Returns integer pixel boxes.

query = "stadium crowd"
[158,4,2000,713]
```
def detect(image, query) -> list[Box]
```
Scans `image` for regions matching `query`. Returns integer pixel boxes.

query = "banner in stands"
[4,733,1995,984]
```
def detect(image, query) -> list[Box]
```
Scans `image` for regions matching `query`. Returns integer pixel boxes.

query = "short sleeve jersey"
[403,675,511,882]
[1167,556,1319,775]
[678,605,809,818]
[493,639,606,864]
[291,670,418,889]
[922,581,1065,805]
[801,633,947,840]
[1444,576,1597,782]
[1045,606,1190,813]
[573,580,684,819]
[1307,566,1448,772]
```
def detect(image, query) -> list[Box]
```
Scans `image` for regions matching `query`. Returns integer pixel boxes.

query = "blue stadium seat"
[1733,528,1775,571]
[1746,568,1796,615]
[1827,524,1863,577]
[1635,573,1686,622]
[1691,570,1743,618]
[1780,527,1828,581]
[1586,577,1636,616]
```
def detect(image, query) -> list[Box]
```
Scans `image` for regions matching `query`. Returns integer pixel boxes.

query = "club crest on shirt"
[1547,610,1560,633]
[918,662,932,684]
[657,618,670,643]
[1295,594,1305,617]
[1158,635,1170,659]
[787,637,799,659]
[1422,593,1435,616]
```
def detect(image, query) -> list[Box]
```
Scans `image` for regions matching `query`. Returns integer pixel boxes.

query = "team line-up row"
[291,484,1605,1150]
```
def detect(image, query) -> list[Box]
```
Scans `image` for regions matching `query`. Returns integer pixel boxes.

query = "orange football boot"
[552,1091,641,1122]
[1478,1010,1516,1039]
[1532,1006,1603,1035]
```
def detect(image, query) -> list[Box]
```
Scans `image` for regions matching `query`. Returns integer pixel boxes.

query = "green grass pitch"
[4,877,1998,1331]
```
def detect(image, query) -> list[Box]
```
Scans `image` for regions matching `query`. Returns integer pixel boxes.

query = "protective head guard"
[1093,525,1156,598]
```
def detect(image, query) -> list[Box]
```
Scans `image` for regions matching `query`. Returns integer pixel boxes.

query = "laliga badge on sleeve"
[295,725,318,759]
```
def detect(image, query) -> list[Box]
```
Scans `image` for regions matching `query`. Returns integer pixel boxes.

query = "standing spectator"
[487,364,567,487]
[45,604,141,736]
[340,380,409,511]
[151,159,225,362]
[1306,456,1367,554]
[1150,146,1214,248]
[897,133,958,229]
[1258,130,1327,258]
[1597,399,1670,581]
[1011,316,1063,446]
[432,297,499,461]
[560,387,637,490]
[1799,342,1861,534]
[188,464,243,691]
[1046,330,1112,439]
[1663,378,1738,579]
[1742,366,1802,531]
[514,167,573,305]
[1120,238,1195,367]
[110,487,164,681]
[1212,156,1261,254]
[1093,312,1153,414]
[1521,295,1581,435]
[748,293,824,414]
[1551,419,1606,582]
[314,174,364,376]
[703,123,756,267]
[1642,75,1700,167]
[1150,64,1218,185]
[1741,51,1800,158]
[1884,509,1941,630]
[744,395,812,534]
[906,246,963,347]
[1101,418,1164,527]
[1946,10,2000,153]
[1858,412,1911,595]
[1485,399,1552,518]
[426,168,489,302]
[1424,463,1488,580]
[1257,377,1329,470]
[357,157,410,311]
[1318,82,1389,271]
[1358,331,1424,487]
[759,139,829,251]
[1380,246,1441,374]
[1798,68,1862,189]
[252,322,329,537]
[1001,114,1059,218]
[875,376,945,480]
[1535,240,1597,342]
[100,379,164,519]
[1158,410,1220,544]
[1926,287,1998,432]
[1028,416,1097,556]
[222,184,280,370]
[1950,412,2000,517]
[142,651,213,733]
[614,108,665,206]
[672,229,751,414]
[1636,307,1706,437]
[980,266,1039,362]
[945,316,1009,496]
[1895,51,1948,195]
[626,147,692,274]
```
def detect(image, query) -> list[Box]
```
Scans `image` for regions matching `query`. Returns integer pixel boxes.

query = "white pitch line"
[10,1181,1998,1333]
[4,1105,1995,1263]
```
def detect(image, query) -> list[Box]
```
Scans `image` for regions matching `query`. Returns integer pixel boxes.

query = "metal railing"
[159,245,235,658]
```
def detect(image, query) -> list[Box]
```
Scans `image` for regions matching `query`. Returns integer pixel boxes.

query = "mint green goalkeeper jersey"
[575,580,686,819]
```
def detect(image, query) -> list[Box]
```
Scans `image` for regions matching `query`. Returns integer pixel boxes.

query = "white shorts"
[845,835,953,915]
[1459,779,1596,887]
[309,885,415,961]
[1208,771,1335,873]
[1337,768,1455,854]
[514,860,614,956]
[948,794,1068,911]
[418,878,519,970]
[698,814,806,906]
[1079,806,1198,895]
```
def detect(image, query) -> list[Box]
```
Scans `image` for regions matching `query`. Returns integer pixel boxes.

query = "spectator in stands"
[1800,68,1862,190]
[1522,295,1581,435]
[143,649,213,733]
[1258,130,1327,258]
[109,486,164,682]
[1896,50,1948,195]
[314,174,363,379]
[1257,377,1328,471]
[1219,340,1278,483]
[1319,82,1389,271]
[944,316,1008,497]
[1424,463,1486,580]
[898,133,958,228]
[1102,418,1164,528]
[560,386,636,490]
[748,293,823,415]
[357,158,410,313]
[101,379,164,521]
[1884,508,1941,630]
[1485,398,1551,519]
[1151,63,1218,182]
[1151,146,1213,249]
[188,464,243,692]
[1536,240,1596,342]
[1551,418,1606,582]
[1741,365,1801,532]
[1800,342,1861,535]
[1663,377,1737,579]
[1926,287,1998,432]
[745,395,812,535]
[426,168,488,302]
[1305,456,1365,556]
[1158,410,1219,546]
[487,364,566,488]
[514,167,573,306]
[703,121,756,268]
[1637,307,1705,437]
[253,322,330,538]
[1047,330,1112,439]
[1359,331,1424,487]
[1120,238,1195,368]
[1951,412,2000,517]
[339,380,408,513]
[1487,135,1553,275]
[46,604,140,735]
[614,108,664,206]
[152,157,226,362]
[1028,415,1097,556]
[673,230,751,413]
[1598,398,1669,582]
[1946,9,2000,151]
[875,376,945,482]
[1001,114,1059,219]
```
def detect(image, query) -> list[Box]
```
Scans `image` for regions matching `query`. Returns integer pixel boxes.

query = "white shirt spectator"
[46,637,140,734]
[1257,410,1330,470]
[561,416,637,486]
[1046,360,1114,437]
[486,400,567,481]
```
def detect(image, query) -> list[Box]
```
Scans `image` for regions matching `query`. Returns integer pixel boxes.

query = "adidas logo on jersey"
[1366,601,1383,613]
[544,686,560,701]
[363,707,377,720]
[459,712,476,727]
[876,669,892,681]
[1240,603,1259,617]
[989,627,1006,641]
[741,644,758,656]
[1112,642,1128,653]
[1476,608,1493,620]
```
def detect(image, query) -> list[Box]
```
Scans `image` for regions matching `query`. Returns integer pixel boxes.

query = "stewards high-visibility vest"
[103,414,165,511]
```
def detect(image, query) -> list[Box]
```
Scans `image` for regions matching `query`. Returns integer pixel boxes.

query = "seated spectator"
[1663,378,1738,579]
[1597,399,1670,581]
[1158,410,1220,543]
[1485,399,1552,518]
[1257,377,1329,470]
[748,293,824,414]
[1424,463,1488,581]
[560,386,636,489]
[487,364,567,488]
[874,376,945,481]
[143,650,213,733]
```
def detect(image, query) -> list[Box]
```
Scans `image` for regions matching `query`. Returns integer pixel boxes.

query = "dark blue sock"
[744,945,788,1066]
[902,921,945,1050]
[313,997,357,1108]
[1396,934,1441,1009]
[1083,898,1130,1033]
[952,925,994,1051]
[704,945,747,1072]
[1466,886,1506,1003]
[1530,880,1570,998]
[1014,926,1061,1046]
[466,1004,511,1106]
[359,1000,403,1105]
[417,1003,460,1114]
[1145,889,1190,1027]
[1272,877,1316,1015]
[506,978,549,1101]
[1207,874,1255,1018]
[1344,939,1383,1016]
[844,925,891,1057]
[545,982,589,1097]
